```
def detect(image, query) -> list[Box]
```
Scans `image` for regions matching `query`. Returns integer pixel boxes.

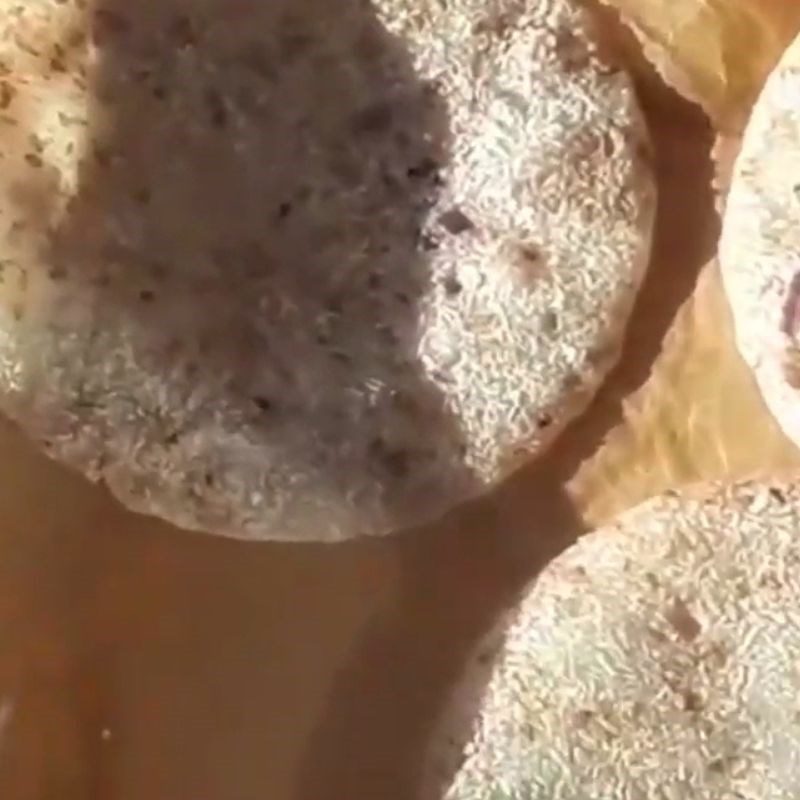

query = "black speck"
[164,432,179,446]
[152,85,169,101]
[406,156,439,180]
[666,598,702,641]
[541,310,558,333]
[518,243,541,264]
[443,274,462,296]
[252,396,273,412]
[683,691,703,712]
[277,201,293,220]
[367,273,382,291]
[139,289,155,302]
[204,471,215,487]
[394,291,411,306]
[769,487,787,503]
[439,208,474,235]
[537,414,553,429]
[419,232,439,252]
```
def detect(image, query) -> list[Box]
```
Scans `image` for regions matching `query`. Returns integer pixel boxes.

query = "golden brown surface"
[1,2,800,799]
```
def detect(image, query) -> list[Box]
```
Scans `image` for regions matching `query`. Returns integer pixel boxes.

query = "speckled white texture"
[720,32,800,451]
[428,480,800,800]
[0,0,654,541]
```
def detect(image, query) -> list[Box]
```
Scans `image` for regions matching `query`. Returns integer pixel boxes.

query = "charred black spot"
[277,201,293,220]
[518,243,542,264]
[164,432,180,446]
[252,396,273,412]
[406,156,439,180]
[537,414,553,429]
[204,471,215,487]
[438,207,474,235]
[769,487,787,503]
[541,310,558,333]
[443,274,462,296]
[683,691,703,712]
[418,232,439,252]
[666,598,702,642]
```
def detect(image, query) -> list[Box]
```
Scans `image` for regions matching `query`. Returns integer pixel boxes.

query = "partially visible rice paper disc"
[429,480,800,799]
[0,0,654,541]
[720,32,800,450]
